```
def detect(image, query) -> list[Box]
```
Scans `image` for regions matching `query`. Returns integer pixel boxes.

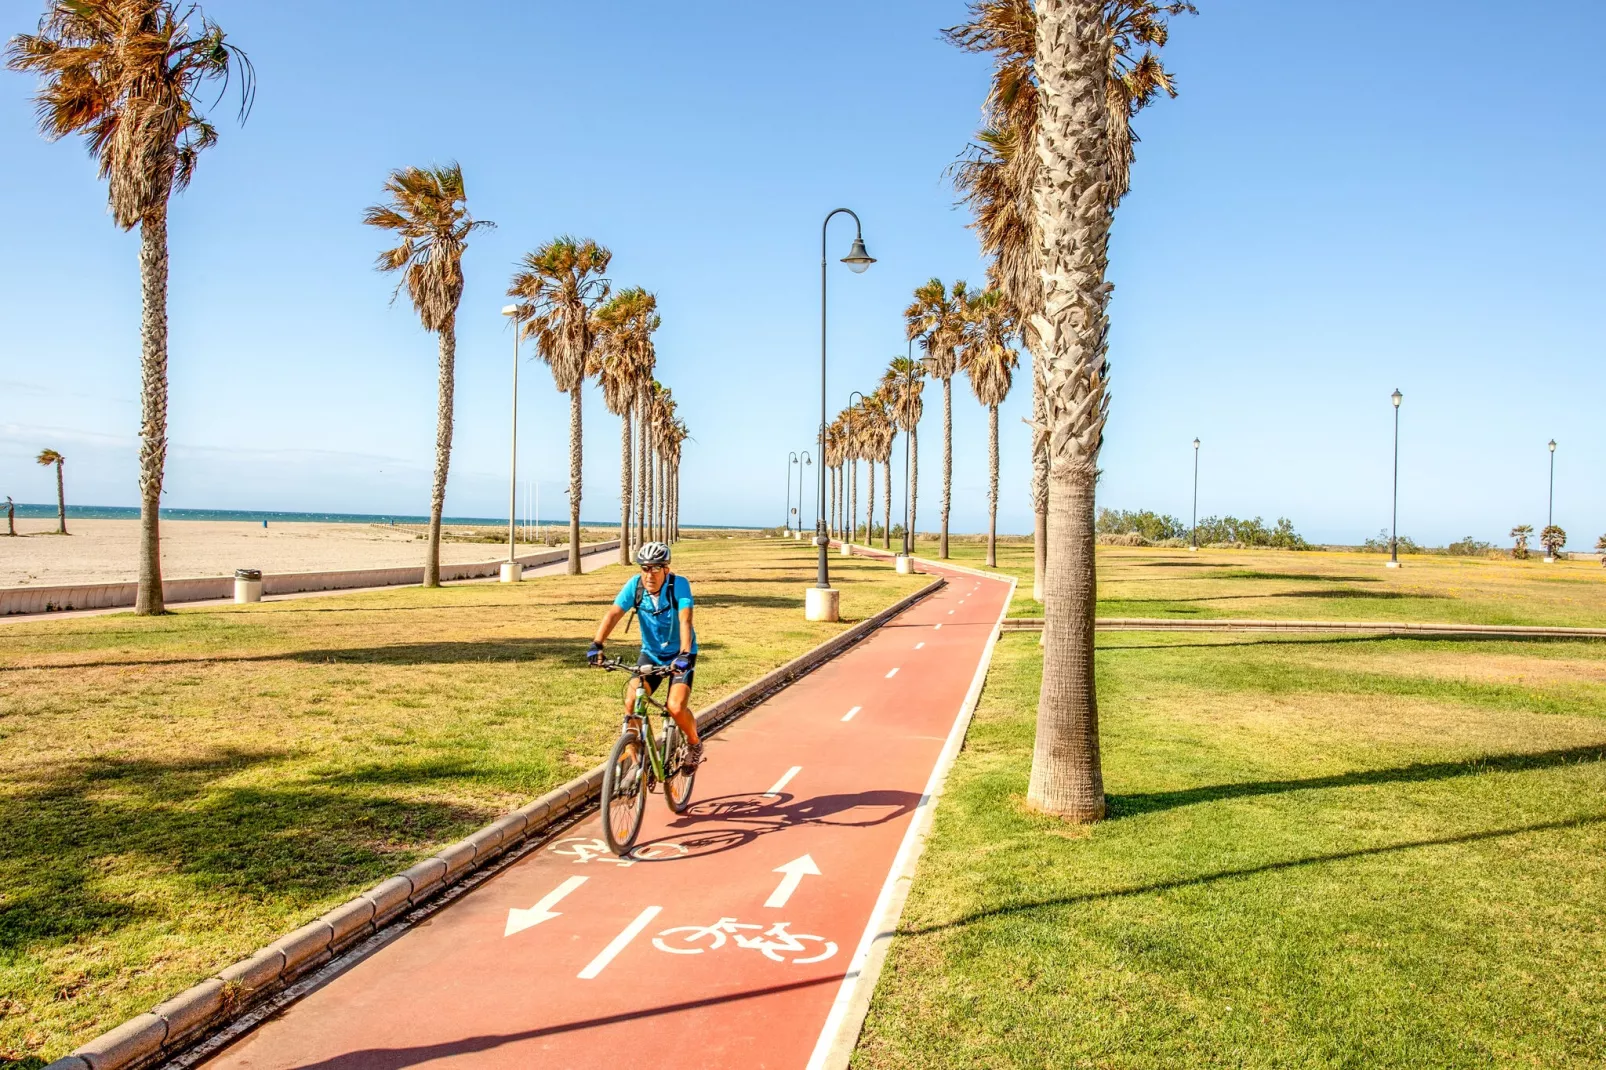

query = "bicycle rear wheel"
[601,730,646,854]
[662,724,696,815]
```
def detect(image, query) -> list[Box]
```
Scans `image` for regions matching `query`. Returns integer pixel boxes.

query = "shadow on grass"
[1211,570,1382,583]
[2,637,593,672]
[0,750,493,956]
[898,813,1606,938]
[1096,634,1606,652]
[1108,744,1606,818]
[1103,589,1449,606]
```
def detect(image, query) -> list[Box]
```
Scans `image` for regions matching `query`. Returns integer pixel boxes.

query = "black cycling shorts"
[637,652,696,692]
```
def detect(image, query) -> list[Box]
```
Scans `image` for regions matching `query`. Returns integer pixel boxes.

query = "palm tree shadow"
[1108,743,1606,819]
[899,812,1606,938]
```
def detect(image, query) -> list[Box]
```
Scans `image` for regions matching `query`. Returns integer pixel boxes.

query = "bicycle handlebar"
[593,656,672,679]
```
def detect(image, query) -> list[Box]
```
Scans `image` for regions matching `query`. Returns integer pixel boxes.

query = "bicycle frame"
[605,660,678,784]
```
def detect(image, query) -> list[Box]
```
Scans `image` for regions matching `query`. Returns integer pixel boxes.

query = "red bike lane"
[201,563,1011,1070]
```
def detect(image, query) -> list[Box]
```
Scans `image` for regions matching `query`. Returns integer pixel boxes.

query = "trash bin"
[234,568,263,604]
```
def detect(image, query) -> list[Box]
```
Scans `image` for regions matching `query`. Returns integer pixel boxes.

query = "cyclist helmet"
[636,541,671,567]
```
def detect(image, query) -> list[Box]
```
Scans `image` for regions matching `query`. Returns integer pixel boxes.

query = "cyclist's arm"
[677,605,693,655]
[593,605,626,647]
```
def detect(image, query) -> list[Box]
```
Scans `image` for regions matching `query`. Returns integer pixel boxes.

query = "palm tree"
[959,290,1019,567]
[36,449,66,533]
[862,393,896,549]
[1511,524,1533,560]
[882,356,926,550]
[947,0,1190,604]
[1023,0,1188,822]
[905,279,968,558]
[365,164,492,587]
[1540,525,1567,560]
[8,1,253,612]
[592,287,658,564]
[509,237,611,574]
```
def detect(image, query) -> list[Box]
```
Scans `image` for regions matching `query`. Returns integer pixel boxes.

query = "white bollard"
[895,554,914,574]
[805,586,841,622]
[234,568,262,604]
[500,561,524,583]
[840,541,853,557]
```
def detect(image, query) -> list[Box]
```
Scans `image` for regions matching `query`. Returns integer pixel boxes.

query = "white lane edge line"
[805,573,1017,1070]
[578,905,662,979]
[765,765,804,795]
[933,623,942,630]
[884,667,899,679]
[915,642,925,650]
[841,705,862,722]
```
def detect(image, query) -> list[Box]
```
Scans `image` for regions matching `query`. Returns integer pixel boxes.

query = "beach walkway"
[191,562,1011,1070]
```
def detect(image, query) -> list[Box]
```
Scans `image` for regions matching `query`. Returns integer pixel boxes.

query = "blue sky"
[2,1,1602,546]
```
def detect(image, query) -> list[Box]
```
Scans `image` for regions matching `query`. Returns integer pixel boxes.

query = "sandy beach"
[0,519,593,588]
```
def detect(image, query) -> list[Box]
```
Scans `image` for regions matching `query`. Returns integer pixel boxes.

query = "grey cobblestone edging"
[45,575,946,1070]
[1,542,620,617]
[999,616,1606,638]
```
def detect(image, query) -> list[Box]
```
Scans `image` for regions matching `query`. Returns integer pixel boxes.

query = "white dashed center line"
[885,667,900,679]
[579,905,661,979]
[841,705,862,722]
[765,765,803,795]
[915,641,925,649]
[948,610,955,615]
[934,622,943,630]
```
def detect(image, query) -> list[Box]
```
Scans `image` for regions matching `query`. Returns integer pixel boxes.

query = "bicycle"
[593,657,697,855]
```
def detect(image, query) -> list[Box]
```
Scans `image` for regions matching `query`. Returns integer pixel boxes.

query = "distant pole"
[799,450,811,537]
[786,451,797,533]
[1548,439,1557,528]
[502,305,521,568]
[1389,389,1402,567]
[1191,438,1200,550]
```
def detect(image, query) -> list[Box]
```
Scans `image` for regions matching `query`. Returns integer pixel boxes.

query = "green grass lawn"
[855,630,1606,1068]
[0,537,921,1067]
[909,536,1606,626]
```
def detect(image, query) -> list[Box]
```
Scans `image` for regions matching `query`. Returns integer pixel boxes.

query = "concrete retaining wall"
[1,542,620,616]
[44,574,945,1070]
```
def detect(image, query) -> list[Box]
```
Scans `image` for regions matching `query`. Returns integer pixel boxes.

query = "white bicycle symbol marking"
[548,837,689,866]
[652,917,838,964]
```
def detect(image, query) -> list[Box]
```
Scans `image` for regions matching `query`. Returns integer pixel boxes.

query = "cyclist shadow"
[631,789,919,861]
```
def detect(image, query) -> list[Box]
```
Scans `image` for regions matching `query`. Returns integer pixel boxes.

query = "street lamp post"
[1546,439,1558,561]
[501,304,523,582]
[1190,438,1200,551]
[1388,389,1402,568]
[786,451,798,535]
[809,209,874,623]
[798,451,811,541]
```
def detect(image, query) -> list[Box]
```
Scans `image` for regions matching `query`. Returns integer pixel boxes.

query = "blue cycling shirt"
[613,573,697,663]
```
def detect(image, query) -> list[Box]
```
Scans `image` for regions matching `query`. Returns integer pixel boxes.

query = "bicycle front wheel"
[601,730,646,855]
[662,724,696,815]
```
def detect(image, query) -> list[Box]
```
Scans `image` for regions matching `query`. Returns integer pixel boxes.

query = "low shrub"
[1097,532,1149,547]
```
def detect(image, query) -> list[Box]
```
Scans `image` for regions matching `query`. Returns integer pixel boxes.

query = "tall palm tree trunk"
[618,407,633,565]
[849,461,857,544]
[1026,0,1110,822]
[866,462,875,544]
[987,404,999,568]
[566,383,582,575]
[658,452,667,540]
[882,456,891,549]
[423,319,457,587]
[940,378,953,559]
[910,430,918,551]
[134,208,170,614]
[54,460,66,534]
[637,385,649,548]
[1032,362,1049,602]
[645,442,655,543]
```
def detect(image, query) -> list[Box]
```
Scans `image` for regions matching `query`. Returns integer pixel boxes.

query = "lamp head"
[1193,438,1200,449]
[1550,439,1557,452]
[501,304,519,318]
[1391,389,1402,408]
[841,235,875,274]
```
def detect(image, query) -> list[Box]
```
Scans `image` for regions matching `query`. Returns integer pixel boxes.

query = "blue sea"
[5,504,750,529]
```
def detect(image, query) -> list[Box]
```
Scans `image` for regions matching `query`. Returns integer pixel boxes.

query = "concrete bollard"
[840,541,853,557]
[805,586,841,622]
[500,561,524,583]
[234,569,262,603]
[895,554,914,574]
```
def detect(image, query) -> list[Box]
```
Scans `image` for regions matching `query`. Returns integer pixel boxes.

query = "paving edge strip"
[46,576,946,1070]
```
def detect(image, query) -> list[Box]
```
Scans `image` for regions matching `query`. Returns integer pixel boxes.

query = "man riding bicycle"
[587,541,704,770]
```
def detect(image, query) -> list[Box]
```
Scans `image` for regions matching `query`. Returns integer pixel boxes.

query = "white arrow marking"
[766,765,803,795]
[841,705,862,722]
[765,854,822,908]
[579,905,661,979]
[505,875,587,937]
